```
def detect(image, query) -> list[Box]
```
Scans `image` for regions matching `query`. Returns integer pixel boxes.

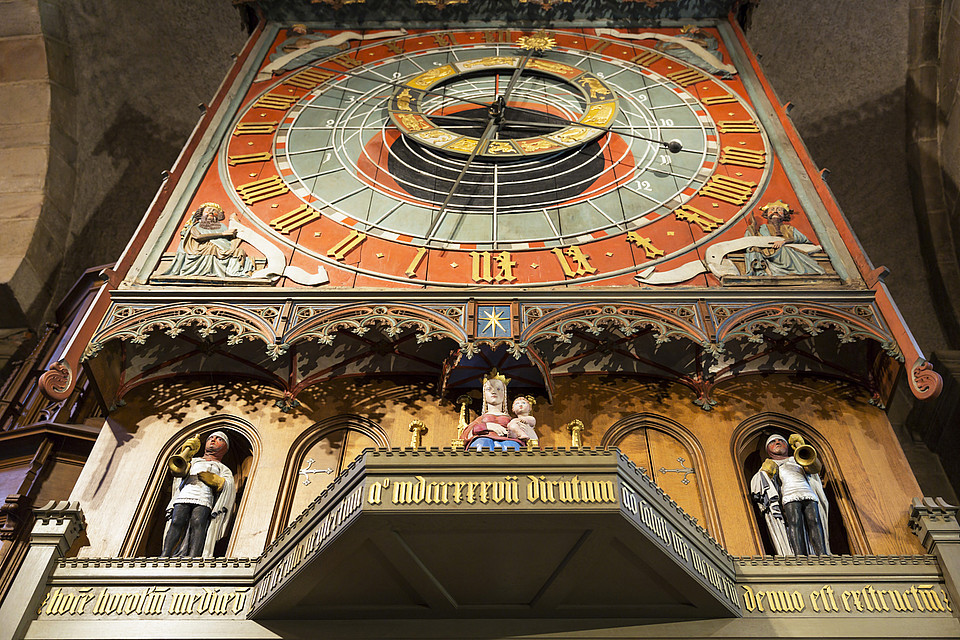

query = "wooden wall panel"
[646,430,707,530]
[74,373,923,559]
[287,431,346,526]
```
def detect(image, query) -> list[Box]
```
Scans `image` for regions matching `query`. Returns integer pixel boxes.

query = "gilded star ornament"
[480,308,509,336]
[518,31,556,52]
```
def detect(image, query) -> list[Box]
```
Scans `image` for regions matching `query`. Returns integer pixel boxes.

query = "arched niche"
[122,416,260,558]
[732,412,866,556]
[601,413,723,545]
[268,415,389,542]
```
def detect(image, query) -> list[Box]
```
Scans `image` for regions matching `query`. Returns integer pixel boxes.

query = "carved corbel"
[38,360,74,402]
[0,494,30,541]
[911,358,943,400]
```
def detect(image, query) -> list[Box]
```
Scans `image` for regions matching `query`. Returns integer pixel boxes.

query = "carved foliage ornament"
[713,303,902,359]
[38,360,73,402]
[82,304,284,361]
[911,359,943,400]
[283,304,468,350]
[520,303,709,348]
[82,300,903,366]
[83,302,469,365]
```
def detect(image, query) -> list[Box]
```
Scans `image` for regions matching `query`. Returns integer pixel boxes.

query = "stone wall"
[0,0,76,331]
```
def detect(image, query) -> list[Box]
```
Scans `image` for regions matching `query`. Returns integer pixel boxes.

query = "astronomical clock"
[8,5,956,640]
[149,26,801,288]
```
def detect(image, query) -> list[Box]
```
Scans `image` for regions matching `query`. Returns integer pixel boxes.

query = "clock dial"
[220,29,771,286]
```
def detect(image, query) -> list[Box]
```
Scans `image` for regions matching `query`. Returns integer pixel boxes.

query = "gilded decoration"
[517,31,557,52]
[76,298,913,411]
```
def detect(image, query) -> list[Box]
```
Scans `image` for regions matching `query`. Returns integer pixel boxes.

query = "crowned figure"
[460,371,531,451]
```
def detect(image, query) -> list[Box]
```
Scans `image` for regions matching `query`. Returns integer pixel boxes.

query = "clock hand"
[502,105,684,152]
[500,118,685,151]
[425,116,501,242]
[498,49,534,107]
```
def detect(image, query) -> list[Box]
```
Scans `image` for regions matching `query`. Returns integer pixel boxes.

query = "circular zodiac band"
[388,56,619,158]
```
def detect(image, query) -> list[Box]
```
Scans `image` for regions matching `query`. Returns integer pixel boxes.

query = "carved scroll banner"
[636,236,820,285]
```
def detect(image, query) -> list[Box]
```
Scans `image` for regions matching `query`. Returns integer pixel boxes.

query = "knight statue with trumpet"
[161,431,236,558]
[750,433,830,556]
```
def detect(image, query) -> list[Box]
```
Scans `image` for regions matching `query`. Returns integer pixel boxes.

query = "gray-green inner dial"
[271,38,729,250]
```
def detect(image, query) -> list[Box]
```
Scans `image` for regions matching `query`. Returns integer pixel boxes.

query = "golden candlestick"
[452,394,471,449]
[408,420,427,448]
[568,419,584,450]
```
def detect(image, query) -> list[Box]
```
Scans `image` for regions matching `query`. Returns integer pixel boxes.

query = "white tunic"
[165,457,236,557]
[172,459,229,507]
[775,457,819,504]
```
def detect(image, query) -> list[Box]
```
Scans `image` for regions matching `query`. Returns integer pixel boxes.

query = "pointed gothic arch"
[732,412,867,556]
[601,413,723,545]
[267,414,389,542]
[122,415,261,558]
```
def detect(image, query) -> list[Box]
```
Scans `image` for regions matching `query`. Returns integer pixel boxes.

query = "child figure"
[506,396,538,442]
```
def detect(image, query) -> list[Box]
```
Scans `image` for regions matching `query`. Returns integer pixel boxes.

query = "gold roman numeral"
[270,204,321,234]
[588,40,610,54]
[433,33,454,47]
[405,247,427,278]
[631,50,662,67]
[233,121,278,135]
[284,68,335,90]
[236,176,289,205]
[667,68,705,87]
[470,251,517,283]
[327,230,366,260]
[675,205,724,232]
[332,53,362,69]
[254,92,299,110]
[227,152,272,166]
[717,120,760,133]
[699,175,757,205]
[484,30,511,43]
[701,93,737,105]
[383,41,403,55]
[626,232,665,259]
[719,146,766,169]
[551,246,597,278]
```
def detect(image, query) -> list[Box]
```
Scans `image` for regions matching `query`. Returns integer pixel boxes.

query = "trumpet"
[788,434,822,474]
[168,434,202,476]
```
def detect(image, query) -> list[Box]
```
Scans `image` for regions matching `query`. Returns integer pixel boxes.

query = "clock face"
[219,28,771,286]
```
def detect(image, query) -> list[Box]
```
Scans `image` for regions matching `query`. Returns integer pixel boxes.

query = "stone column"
[0,500,84,640]
[909,497,960,616]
